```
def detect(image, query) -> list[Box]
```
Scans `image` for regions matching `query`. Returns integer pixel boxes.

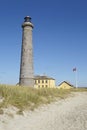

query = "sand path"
[0,92,87,130]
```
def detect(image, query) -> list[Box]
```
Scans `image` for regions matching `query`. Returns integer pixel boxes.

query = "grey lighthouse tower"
[19,16,34,87]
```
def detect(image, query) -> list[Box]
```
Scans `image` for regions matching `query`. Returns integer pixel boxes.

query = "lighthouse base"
[19,78,34,87]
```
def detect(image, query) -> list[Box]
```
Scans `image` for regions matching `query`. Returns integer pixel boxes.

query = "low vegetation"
[0,84,87,111]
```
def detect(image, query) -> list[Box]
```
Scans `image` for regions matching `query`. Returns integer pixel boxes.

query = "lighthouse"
[19,16,34,87]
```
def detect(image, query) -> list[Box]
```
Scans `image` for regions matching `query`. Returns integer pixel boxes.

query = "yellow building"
[34,75,55,88]
[58,81,74,89]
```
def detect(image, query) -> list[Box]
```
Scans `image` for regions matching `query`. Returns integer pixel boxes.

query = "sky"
[0,0,87,87]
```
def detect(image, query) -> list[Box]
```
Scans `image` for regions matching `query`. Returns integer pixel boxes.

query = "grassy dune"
[0,84,87,111]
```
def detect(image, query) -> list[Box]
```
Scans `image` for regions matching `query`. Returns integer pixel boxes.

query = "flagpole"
[73,67,78,88]
[75,70,78,88]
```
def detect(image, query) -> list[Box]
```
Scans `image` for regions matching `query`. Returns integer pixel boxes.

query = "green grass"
[0,84,87,111]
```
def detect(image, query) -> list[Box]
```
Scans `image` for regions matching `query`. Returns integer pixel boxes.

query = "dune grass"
[0,84,87,111]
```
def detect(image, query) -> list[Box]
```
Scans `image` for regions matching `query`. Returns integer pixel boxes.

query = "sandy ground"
[0,92,87,130]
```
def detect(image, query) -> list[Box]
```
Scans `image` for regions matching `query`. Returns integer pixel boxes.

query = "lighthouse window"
[23,62,25,66]
[23,49,25,52]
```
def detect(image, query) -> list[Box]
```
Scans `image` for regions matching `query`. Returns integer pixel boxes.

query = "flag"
[73,68,76,72]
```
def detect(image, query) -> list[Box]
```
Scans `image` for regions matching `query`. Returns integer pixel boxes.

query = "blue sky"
[0,0,87,87]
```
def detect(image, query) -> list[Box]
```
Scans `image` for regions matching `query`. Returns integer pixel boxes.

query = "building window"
[46,85,48,88]
[38,80,40,83]
[35,80,37,84]
[38,85,40,88]
[42,80,44,83]
[45,80,48,83]
[42,85,44,88]
[35,80,36,84]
